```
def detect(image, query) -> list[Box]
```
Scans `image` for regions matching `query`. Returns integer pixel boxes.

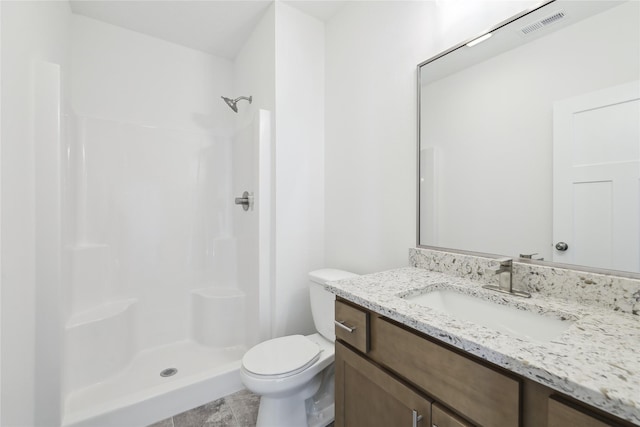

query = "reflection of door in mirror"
[553,81,640,272]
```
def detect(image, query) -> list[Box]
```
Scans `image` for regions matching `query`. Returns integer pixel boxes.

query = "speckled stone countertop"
[325,267,640,425]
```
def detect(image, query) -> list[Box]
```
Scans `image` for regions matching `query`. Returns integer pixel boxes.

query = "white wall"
[234,3,326,338]
[233,5,276,343]
[234,4,276,114]
[273,2,325,336]
[1,1,71,425]
[421,2,640,260]
[72,15,233,133]
[324,1,539,274]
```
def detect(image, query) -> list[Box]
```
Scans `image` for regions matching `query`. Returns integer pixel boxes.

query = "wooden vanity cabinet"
[335,298,636,427]
[547,396,626,427]
[335,300,370,353]
[369,314,519,426]
[432,403,474,427]
[335,299,492,427]
[335,342,432,427]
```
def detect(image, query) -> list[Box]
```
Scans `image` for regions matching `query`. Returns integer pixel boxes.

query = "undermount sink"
[403,289,575,343]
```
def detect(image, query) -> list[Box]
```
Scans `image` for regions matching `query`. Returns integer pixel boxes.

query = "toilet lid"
[242,335,321,377]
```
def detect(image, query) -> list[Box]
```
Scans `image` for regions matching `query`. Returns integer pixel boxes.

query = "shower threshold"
[62,341,246,427]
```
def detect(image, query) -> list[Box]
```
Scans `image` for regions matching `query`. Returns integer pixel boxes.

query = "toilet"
[240,269,358,427]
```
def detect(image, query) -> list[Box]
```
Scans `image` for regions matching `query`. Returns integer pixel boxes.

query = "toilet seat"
[242,335,321,379]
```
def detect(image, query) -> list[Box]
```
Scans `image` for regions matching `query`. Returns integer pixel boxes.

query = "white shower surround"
[60,116,270,424]
[3,0,323,425]
[62,109,273,427]
[59,15,273,427]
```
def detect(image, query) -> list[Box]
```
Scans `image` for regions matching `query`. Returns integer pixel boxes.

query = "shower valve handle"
[235,191,252,211]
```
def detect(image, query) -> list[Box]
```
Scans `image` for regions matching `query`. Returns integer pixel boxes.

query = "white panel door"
[553,81,640,271]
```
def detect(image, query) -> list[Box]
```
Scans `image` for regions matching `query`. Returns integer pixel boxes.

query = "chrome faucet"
[482,257,531,298]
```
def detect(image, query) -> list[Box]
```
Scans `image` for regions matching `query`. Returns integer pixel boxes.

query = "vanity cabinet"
[335,300,370,353]
[370,313,519,426]
[334,298,635,427]
[547,397,623,427]
[432,403,473,427]
[335,342,431,427]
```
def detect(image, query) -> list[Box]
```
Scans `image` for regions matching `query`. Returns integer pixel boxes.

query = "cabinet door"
[335,341,431,427]
[432,403,473,427]
[548,397,621,427]
[370,315,520,427]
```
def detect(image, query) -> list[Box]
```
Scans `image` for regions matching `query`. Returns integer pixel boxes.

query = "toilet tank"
[309,269,358,342]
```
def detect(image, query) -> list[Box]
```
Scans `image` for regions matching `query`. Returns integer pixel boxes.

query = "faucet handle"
[519,253,544,261]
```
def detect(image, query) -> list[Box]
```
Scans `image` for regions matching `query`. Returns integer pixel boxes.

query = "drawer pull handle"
[334,320,356,333]
[412,410,423,427]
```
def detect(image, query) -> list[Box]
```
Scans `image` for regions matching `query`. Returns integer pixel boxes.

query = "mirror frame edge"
[415,0,640,280]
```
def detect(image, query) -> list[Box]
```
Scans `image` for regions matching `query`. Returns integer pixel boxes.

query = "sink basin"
[403,289,574,343]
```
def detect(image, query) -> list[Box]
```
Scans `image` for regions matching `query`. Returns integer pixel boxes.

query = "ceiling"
[69,1,346,60]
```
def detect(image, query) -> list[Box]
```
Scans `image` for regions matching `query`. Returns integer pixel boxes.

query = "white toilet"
[240,269,358,427]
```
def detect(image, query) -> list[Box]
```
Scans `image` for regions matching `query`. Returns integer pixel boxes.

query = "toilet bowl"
[240,269,358,427]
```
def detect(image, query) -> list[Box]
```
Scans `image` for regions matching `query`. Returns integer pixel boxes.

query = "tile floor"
[148,389,260,427]
[148,389,336,427]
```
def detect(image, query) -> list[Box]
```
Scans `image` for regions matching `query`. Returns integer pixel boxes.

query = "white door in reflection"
[553,81,640,272]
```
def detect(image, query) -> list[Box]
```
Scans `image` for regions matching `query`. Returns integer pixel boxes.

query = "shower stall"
[62,107,273,427]
[61,20,273,427]
[8,7,274,427]
[2,1,324,426]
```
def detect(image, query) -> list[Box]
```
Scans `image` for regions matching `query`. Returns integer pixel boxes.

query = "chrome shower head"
[222,96,238,112]
[221,95,252,113]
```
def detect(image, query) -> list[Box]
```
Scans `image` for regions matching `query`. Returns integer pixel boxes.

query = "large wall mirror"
[418,0,640,274]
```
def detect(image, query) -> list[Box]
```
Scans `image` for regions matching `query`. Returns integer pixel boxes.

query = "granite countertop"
[325,267,640,426]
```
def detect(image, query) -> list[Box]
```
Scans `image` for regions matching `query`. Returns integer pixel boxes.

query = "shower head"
[222,96,237,112]
[221,95,252,113]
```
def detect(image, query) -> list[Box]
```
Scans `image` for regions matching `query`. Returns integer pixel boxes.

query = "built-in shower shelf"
[191,287,246,348]
[65,298,139,402]
[66,298,137,328]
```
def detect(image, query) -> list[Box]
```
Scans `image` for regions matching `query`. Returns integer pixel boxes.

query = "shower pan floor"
[63,341,247,427]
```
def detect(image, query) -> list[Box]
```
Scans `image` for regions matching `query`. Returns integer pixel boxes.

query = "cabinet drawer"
[335,300,369,353]
[432,403,473,427]
[548,397,620,427]
[370,316,520,427]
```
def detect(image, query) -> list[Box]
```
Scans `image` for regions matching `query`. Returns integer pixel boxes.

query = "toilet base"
[307,402,334,427]
[256,395,309,427]
[254,367,336,427]
[256,373,322,427]
[256,398,334,427]
[306,364,335,427]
